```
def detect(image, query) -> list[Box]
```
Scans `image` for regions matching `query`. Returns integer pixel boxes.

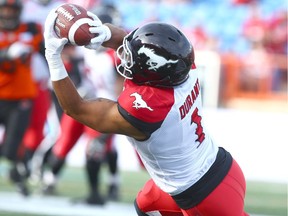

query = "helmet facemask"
[116,33,135,80]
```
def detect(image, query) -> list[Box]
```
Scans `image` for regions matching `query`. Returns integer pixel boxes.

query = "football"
[54,3,95,46]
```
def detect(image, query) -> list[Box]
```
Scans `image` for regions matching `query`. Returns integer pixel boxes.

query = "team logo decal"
[130,92,153,111]
[137,46,178,71]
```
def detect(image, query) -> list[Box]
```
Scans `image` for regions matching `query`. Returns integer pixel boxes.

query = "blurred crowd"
[72,0,287,105]
[105,0,287,105]
[0,0,286,207]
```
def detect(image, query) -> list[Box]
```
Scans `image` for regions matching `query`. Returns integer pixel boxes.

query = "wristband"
[46,54,68,81]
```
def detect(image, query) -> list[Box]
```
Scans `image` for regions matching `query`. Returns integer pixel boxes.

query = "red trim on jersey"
[118,80,174,123]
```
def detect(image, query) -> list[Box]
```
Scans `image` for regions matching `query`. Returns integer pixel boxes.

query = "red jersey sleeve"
[117,80,174,136]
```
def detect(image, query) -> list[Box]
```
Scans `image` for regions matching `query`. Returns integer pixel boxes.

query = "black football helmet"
[0,0,22,31]
[116,22,195,87]
[92,3,122,26]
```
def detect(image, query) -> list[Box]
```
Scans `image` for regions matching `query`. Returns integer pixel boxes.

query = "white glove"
[7,42,32,59]
[85,11,112,50]
[44,9,68,81]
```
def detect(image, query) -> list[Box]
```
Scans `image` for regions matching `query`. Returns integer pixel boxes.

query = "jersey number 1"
[191,108,205,147]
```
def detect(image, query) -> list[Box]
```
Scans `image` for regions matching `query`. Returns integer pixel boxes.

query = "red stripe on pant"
[23,85,51,151]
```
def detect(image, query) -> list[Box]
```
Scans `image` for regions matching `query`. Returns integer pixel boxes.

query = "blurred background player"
[80,5,124,203]
[40,43,95,196]
[0,0,45,196]
[39,5,124,205]
[80,5,124,204]
[18,0,66,185]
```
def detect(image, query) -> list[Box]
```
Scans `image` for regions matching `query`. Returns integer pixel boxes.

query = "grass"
[245,181,287,216]
[0,163,287,216]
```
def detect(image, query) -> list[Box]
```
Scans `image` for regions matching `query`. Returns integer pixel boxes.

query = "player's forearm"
[102,23,127,50]
[52,77,84,117]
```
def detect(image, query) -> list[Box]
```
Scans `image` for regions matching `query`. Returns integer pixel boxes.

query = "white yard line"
[0,192,136,216]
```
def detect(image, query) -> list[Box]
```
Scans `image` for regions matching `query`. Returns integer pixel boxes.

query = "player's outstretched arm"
[44,9,146,140]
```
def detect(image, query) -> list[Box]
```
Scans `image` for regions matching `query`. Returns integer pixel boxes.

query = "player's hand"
[7,42,32,59]
[44,9,68,60]
[44,9,69,81]
[85,11,111,50]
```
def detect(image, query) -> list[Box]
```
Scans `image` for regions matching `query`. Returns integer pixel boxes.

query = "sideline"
[0,192,136,216]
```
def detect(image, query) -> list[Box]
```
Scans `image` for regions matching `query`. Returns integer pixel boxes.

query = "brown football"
[54,3,95,46]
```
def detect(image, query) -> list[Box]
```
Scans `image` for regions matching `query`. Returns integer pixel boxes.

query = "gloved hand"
[7,42,32,60]
[85,11,112,50]
[44,9,68,60]
[44,9,68,81]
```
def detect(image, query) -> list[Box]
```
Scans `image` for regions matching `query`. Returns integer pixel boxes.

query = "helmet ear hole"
[168,37,176,42]
[145,33,153,37]
[175,59,187,71]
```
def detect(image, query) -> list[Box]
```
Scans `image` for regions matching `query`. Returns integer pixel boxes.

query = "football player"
[0,0,45,196]
[44,8,249,216]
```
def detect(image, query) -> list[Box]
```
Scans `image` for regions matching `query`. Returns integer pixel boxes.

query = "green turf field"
[0,164,287,216]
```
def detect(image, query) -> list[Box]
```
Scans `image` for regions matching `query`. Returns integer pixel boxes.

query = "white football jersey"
[118,70,218,195]
[84,49,118,100]
[21,0,65,25]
